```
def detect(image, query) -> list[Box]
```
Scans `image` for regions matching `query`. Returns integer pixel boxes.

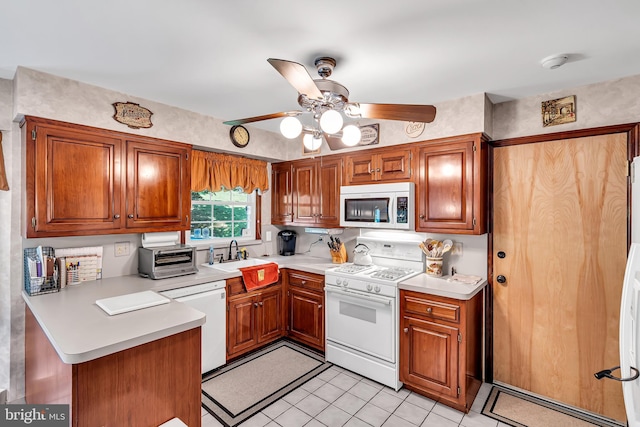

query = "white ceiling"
[2,0,640,133]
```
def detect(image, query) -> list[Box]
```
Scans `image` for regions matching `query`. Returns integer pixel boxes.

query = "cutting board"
[96,290,170,315]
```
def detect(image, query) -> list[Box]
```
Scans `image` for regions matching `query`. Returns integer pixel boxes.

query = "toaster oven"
[138,244,198,279]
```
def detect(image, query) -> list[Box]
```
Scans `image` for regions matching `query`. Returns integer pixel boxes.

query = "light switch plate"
[265,231,272,242]
[114,242,129,257]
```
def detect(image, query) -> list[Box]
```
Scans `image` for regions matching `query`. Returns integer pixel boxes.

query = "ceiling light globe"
[303,134,322,151]
[319,110,343,134]
[280,116,302,139]
[341,125,361,146]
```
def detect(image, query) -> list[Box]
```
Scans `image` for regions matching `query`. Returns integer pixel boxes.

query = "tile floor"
[201,365,508,427]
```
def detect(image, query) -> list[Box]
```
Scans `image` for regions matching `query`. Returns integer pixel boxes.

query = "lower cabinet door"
[227,295,257,357]
[289,287,324,350]
[400,315,460,399]
[257,287,282,344]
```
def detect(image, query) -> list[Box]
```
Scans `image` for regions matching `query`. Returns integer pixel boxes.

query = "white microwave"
[340,182,415,229]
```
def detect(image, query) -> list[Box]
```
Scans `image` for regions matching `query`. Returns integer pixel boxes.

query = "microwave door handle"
[389,196,395,224]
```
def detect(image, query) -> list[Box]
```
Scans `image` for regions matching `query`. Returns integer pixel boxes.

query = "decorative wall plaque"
[405,121,425,138]
[112,102,153,129]
[541,95,576,127]
[358,123,379,146]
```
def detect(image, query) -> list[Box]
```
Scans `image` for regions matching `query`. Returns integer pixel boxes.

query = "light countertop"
[23,255,336,364]
[399,274,487,300]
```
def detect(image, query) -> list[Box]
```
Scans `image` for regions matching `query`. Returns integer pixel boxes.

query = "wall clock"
[230,125,250,148]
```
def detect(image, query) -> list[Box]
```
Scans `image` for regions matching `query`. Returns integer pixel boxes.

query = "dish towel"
[239,263,279,291]
[447,274,483,285]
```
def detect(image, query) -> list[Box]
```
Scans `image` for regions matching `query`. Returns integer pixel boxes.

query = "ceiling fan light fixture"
[319,109,343,134]
[341,124,361,146]
[280,116,303,138]
[303,133,322,151]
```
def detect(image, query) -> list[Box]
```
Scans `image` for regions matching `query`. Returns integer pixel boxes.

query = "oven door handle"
[325,286,392,306]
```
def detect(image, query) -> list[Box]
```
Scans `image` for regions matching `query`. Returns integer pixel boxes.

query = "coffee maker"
[277,230,297,256]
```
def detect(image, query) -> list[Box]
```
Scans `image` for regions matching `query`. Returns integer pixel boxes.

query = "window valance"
[191,150,269,194]
[0,133,8,191]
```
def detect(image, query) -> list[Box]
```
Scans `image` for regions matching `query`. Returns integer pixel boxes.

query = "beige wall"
[492,74,640,140]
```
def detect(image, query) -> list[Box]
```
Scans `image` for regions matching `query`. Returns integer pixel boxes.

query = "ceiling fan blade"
[323,132,344,151]
[223,111,301,126]
[267,58,324,100]
[345,103,436,123]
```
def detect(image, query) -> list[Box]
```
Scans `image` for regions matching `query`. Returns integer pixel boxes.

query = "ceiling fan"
[223,57,437,150]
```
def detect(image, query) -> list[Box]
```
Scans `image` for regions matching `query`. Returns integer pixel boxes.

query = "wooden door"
[377,148,413,182]
[257,287,282,344]
[289,287,324,349]
[292,160,317,224]
[125,140,190,229]
[400,315,459,399]
[317,157,342,226]
[493,133,628,422]
[227,294,257,358]
[271,162,293,224]
[417,140,474,232]
[26,121,123,237]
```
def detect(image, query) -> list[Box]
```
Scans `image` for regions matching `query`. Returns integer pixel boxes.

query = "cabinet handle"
[403,328,408,333]
[301,280,307,285]
[259,301,263,306]
[419,214,425,219]
[113,214,120,219]
[253,302,258,308]
[376,168,381,172]
[128,214,134,219]
[426,307,432,313]
[318,305,322,309]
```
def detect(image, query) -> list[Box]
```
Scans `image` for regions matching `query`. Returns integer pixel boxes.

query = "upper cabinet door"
[345,152,377,185]
[344,147,413,185]
[26,120,123,237]
[292,160,318,224]
[316,157,342,226]
[125,139,190,229]
[271,163,293,225]
[416,135,487,234]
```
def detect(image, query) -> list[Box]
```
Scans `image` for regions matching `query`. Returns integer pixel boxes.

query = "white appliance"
[324,234,423,390]
[160,281,226,374]
[340,182,414,230]
[597,157,640,426]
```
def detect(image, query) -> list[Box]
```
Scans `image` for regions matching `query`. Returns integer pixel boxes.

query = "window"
[190,188,256,243]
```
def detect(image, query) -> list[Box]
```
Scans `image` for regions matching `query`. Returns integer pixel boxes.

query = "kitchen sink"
[201,258,271,272]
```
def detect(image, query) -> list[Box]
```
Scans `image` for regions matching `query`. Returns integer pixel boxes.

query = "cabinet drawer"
[403,295,460,323]
[287,270,324,292]
[226,277,246,297]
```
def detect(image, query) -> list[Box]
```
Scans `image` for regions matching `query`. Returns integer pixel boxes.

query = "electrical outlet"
[0,388,7,404]
[451,242,463,255]
[114,242,129,257]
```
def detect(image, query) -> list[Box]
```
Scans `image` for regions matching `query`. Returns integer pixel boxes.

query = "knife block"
[330,244,348,264]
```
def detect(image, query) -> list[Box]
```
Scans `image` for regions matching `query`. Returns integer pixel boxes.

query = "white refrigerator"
[617,157,640,426]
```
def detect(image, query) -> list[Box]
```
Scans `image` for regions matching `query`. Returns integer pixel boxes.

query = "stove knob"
[343,280,349,287]
[366,284,373,291]
[374,285,381,293]
[336,278,342,286]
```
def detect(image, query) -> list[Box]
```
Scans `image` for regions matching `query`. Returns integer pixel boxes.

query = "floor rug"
[201,340,332,427]
[482,386,622,427]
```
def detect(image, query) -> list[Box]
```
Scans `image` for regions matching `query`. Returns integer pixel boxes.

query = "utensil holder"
[426,257,443,277]
[331,244,348,264]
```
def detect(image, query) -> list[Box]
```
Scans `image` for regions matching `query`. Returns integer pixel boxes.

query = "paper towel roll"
[141,232,180,248]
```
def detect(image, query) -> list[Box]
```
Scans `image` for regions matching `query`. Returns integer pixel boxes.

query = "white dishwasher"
[160,281,226,374]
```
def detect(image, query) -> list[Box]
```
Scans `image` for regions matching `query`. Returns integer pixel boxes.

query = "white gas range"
[324,235,424,390]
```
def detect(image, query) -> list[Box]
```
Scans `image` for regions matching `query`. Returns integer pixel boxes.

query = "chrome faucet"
[228,240,239,261]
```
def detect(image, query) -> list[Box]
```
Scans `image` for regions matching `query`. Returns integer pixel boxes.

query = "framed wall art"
[541,95,576,127]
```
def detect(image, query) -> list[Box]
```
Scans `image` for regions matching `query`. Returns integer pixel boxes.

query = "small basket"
[23,246,59,296]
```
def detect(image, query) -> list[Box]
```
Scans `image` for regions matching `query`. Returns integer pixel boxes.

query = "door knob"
[497,251,506,258]
[496,275,507,284]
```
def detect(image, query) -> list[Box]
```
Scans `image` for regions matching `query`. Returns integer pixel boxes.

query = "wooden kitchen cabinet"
[344,146,414,185]
[292,157,342,227]
[285,269,325,352]
[399,290,482,413]
[23,116,191,237]
[271,162,293,225]
[415,133,488,234]
[226,277,283,360]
